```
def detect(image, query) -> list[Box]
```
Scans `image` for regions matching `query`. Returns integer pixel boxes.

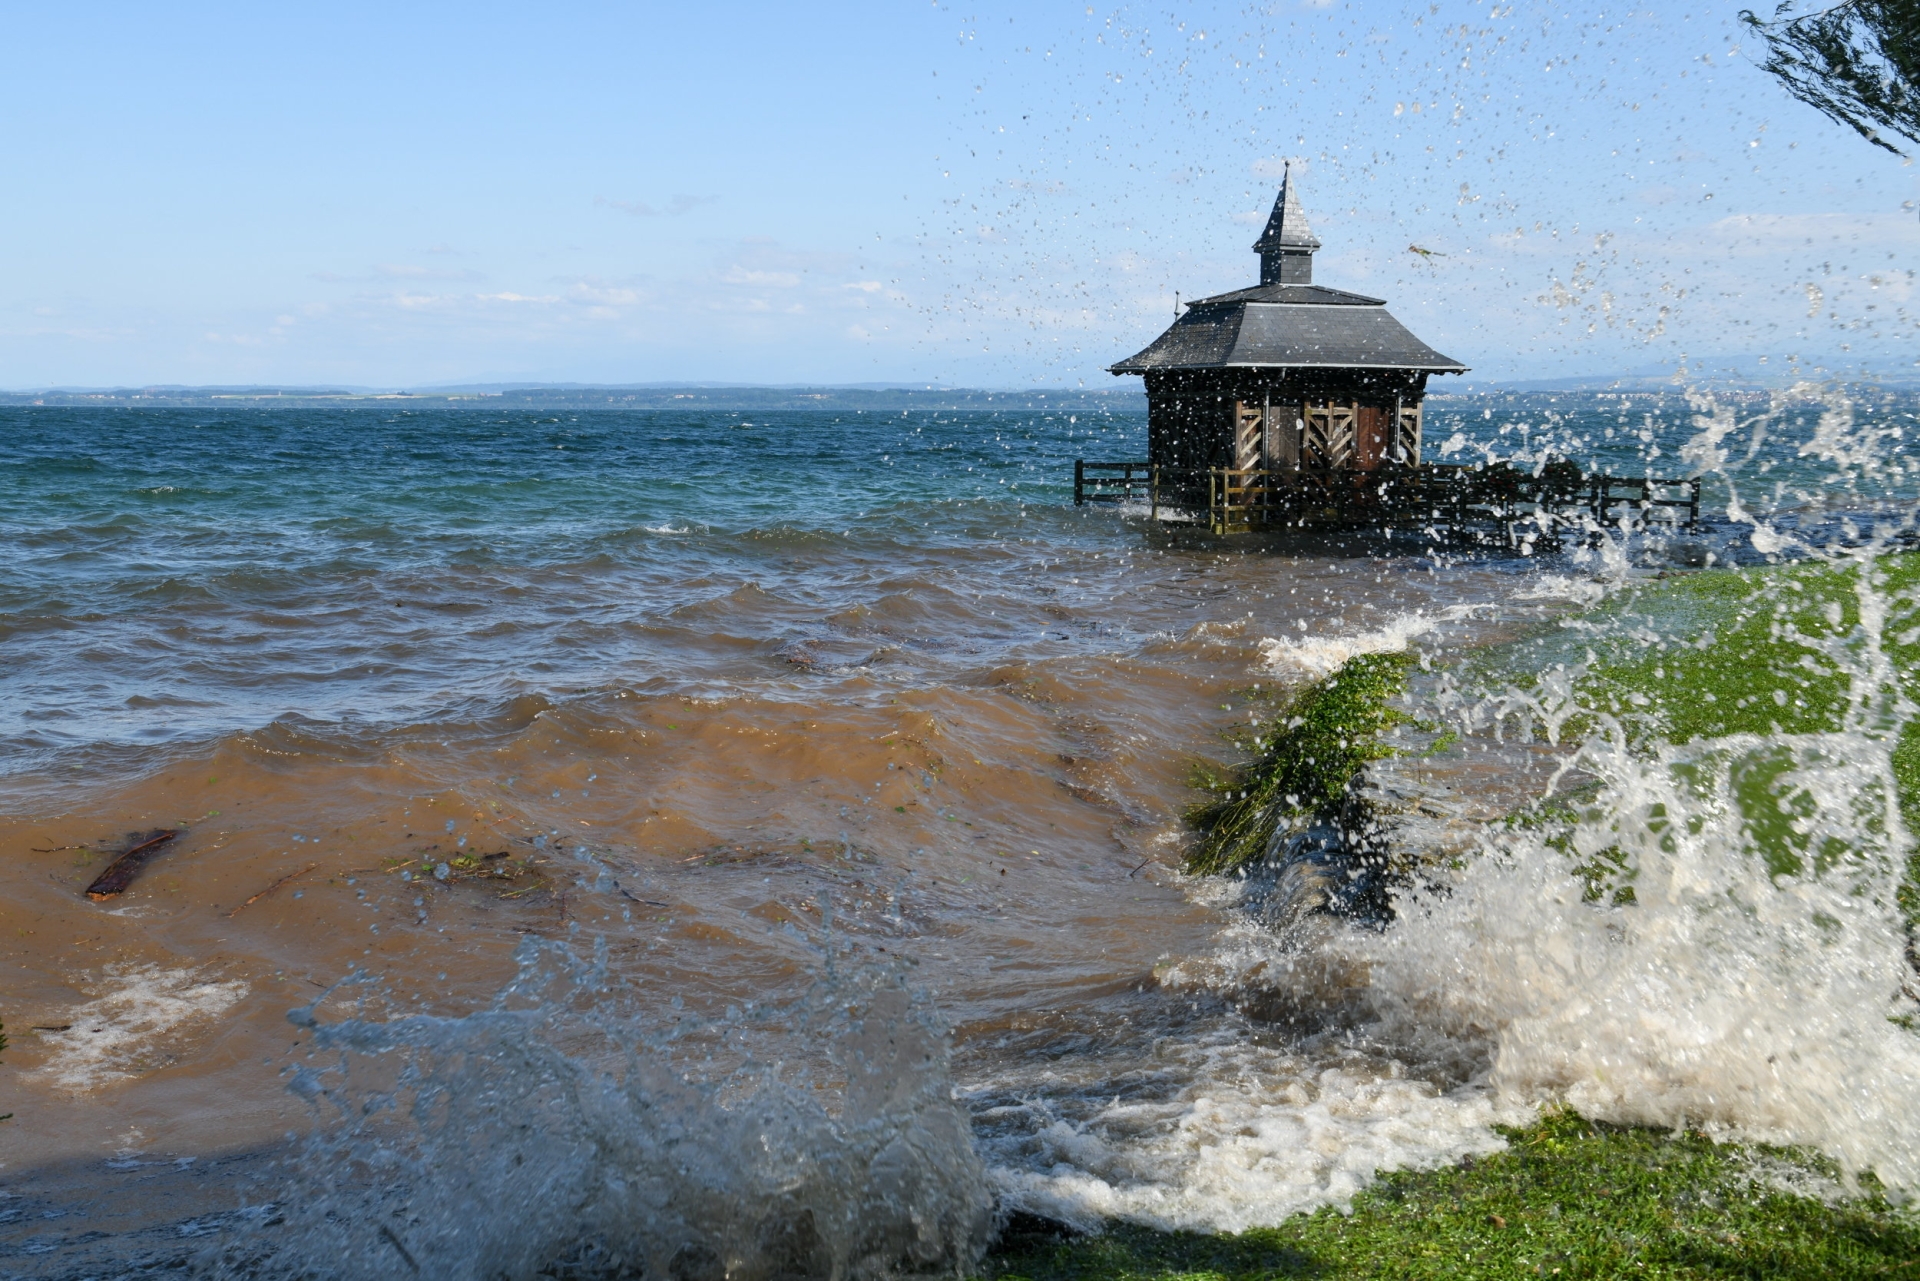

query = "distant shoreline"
[3,372,1916,410]
[0,384,1149,412]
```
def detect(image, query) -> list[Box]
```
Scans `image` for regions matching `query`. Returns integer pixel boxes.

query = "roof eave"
[1111,360,1469,374]
[1185,288,1387,307]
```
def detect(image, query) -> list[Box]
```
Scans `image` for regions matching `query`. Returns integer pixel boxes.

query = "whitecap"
[1256,604,1488,678]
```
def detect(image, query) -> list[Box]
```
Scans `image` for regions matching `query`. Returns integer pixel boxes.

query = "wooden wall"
[1143,369,1430,472]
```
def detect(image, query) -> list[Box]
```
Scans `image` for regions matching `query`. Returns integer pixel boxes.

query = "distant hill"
[0,383,1148,412]
[8,364,1916,410]
[1453,355,1920,393]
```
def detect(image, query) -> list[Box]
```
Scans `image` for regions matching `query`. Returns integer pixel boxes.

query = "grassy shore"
[983,1111,1920,1279]
[1124,557,1920,1277]
[1471,552,1920,919]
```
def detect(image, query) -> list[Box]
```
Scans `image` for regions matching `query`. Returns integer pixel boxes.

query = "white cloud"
[567,280,647,306]
[723,267,802,287]
[1703,211,1920,249]
[311,264,484,284]
[595,194,714,218]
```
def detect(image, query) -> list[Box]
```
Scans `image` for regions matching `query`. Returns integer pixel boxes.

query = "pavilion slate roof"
[1110,168,1466,376]
[1252,166,1321,254]
[1110,298,1467,374]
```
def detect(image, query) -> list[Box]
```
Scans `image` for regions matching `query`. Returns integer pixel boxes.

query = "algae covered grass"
[1476,551,1920,918]
[1490,552,1920,792]
[984,1111,1920,1280]
[1186,652,1417,876]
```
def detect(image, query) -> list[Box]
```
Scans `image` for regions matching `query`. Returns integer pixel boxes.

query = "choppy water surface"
[2,390,1918,1276]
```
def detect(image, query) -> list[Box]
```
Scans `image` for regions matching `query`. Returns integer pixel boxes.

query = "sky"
[1,1,1916,388]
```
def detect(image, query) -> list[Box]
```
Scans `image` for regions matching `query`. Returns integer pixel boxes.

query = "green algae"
[1472,553,1920,920]
[983,1110,1920,1280]
[1137,564,1920,1278]
[1572,561,1891,745]
[1482,554,1920,762]
[1185,652,1418,876]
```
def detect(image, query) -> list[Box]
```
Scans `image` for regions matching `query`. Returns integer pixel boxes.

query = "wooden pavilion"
[1114,165,1467,479]
[1077,168,1474,530]
[1075,168,1700,537]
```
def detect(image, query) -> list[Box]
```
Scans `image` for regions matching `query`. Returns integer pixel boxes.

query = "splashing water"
[204,941,990,1280]
[1360,728,1920,1193]
[1357,386,1920,1196]
[1257,604,1493,679]
[972,385,1920,1226]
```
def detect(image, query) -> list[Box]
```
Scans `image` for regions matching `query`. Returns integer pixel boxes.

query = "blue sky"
[2,1,1915,387]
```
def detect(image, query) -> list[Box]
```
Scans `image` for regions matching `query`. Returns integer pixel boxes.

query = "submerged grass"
[984,1110,1920,1280]
[1475,551,1920,918]
[1489,552,1920,795]
[1185,652,1417,876]
[1138,561,1920,1274]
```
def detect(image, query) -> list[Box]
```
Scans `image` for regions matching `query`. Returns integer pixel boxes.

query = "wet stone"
[1239,758,1501,937]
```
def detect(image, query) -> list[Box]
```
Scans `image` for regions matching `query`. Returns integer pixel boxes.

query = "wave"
[1361,729,1920,1193]
[202,945,990,1279]
[1256,604,1492,679]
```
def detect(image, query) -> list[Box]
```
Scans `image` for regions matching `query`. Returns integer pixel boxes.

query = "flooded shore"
[4,391,1917,1274]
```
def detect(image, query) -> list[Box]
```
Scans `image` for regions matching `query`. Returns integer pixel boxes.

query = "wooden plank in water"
[84,830,180,901]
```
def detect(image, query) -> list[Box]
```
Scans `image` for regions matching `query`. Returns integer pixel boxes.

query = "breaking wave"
[1257,604,1490,679]
[204,942,990,1280]
[1362,727,1920,1194]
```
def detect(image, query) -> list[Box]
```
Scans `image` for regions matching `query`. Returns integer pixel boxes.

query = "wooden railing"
[1073,460,1702,537]
[1073,459,1154,506]
[1590,474,1702,528]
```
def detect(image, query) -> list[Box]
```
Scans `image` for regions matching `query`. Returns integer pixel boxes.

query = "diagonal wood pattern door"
[1264,402,1300,470]
[1303,400,1357,469]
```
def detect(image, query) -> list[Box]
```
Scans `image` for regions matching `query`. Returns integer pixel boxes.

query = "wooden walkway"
[1073,459,1701,539]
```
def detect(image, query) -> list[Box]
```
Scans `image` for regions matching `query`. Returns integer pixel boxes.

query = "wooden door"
[1303,401,1357,468]
[1264,402,1300,470]
[1355,405,1388,470]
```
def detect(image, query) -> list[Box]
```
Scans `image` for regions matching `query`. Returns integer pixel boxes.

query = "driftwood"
[228,862,317,917]
[84,830,180,901]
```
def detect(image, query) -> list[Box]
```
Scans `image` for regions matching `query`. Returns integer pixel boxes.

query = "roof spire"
[1253,162,1320,286]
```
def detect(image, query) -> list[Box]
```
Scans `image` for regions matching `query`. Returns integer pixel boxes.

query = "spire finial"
[1253,162,1320,286]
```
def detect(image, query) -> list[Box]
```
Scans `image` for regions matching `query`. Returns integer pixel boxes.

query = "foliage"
[1185,653,1416,876]
[984,1110,1920,1280]
[1740,1,1920,155]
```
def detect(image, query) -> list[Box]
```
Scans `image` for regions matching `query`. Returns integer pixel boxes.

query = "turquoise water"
[7,390,1915,775]
[0,403,1140,770]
